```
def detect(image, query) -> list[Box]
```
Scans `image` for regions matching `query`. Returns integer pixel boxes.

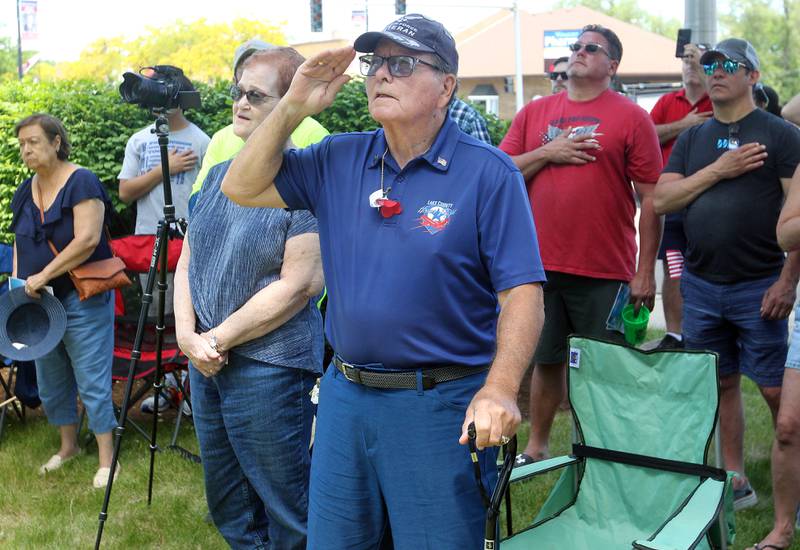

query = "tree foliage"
[557,0,682,39]
[722,0,800,102]
[314,79,379,134]
[56,18,287,82]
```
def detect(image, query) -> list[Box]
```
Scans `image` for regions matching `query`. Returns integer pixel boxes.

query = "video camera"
[119,65,201,111]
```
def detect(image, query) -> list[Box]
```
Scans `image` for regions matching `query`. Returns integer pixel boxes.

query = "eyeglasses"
[702,59,747,76]
[229,84,278,106]
[359,54,443,78]
[549,71,568,81]
[568,42,611,58]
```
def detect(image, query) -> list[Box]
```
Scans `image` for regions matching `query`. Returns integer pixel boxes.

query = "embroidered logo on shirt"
[416,201,456,235]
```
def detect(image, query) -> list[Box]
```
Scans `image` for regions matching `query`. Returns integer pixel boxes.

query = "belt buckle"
[341,362,361,384]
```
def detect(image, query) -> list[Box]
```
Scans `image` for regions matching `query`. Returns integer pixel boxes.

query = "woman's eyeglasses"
[568,42,611,57]
[702,59,747,76]
[229,84,278,106]
[549,71,568,81]
[359,54,443,78]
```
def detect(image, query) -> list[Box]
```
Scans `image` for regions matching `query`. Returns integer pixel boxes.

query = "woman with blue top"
[173,47,324,550]
[11,113,118,488]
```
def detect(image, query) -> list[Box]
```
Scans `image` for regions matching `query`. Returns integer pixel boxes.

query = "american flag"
[665,249,684,279]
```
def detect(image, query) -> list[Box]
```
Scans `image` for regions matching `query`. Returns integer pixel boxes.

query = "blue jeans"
[307,365,497,550]
[190,353,316,550]
[682,270,788,387]
[35,290,117,434]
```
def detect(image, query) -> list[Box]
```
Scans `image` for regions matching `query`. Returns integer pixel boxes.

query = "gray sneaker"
[733,481,758,511]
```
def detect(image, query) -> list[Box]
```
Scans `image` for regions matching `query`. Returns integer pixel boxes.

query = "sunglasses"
[728,123,740,150]
[359,54,443,78]
[549,71,568,81]
[702,59,747,76]
[568,42,611,57]
[229,84,278,106]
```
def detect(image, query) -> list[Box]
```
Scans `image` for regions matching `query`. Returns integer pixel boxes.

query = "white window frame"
[467,95,499,116]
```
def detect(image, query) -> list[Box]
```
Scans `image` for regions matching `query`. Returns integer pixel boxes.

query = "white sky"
[0,0,691,62]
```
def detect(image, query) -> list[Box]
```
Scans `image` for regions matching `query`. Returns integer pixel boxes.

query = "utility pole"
[16,0,23,80]
[684,0,716,46]
[513,0,523,111]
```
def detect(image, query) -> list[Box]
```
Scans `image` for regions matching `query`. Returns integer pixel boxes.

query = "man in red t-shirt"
[649,43,712,351]
[499,24,662,465]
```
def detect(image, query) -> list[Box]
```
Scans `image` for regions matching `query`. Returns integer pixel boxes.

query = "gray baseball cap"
[700,38,760,71]
[233,39,277,75]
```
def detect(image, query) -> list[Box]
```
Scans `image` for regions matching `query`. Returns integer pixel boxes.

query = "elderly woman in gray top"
[173,47,324,550]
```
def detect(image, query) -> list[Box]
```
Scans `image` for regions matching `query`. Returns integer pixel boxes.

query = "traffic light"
[395,0,406,15]
[311,0,323,32]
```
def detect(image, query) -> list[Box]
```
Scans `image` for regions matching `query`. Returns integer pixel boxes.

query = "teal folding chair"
[486,336,735,549]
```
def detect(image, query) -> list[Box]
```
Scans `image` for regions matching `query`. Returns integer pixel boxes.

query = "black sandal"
[514,453,536,467]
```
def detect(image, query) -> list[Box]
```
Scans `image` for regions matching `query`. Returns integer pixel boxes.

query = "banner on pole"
[351,9,366,32]
[20,0,38,42]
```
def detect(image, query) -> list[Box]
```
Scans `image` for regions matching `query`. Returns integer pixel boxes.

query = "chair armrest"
[510,455,580,483]
[633,477,725,550]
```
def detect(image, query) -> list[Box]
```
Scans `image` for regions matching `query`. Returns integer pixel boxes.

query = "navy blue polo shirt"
[275,116,545,369]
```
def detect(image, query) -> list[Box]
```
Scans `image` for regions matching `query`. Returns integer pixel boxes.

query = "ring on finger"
[500,435,510,445]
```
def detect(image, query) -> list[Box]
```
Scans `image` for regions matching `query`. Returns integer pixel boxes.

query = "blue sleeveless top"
[10,168,113,299]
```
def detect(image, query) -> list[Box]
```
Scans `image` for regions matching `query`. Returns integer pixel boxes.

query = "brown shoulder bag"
[36,178,131,301]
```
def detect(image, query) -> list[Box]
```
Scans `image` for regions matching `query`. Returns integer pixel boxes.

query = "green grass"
[0,346,790,548]
[0,406,226,549]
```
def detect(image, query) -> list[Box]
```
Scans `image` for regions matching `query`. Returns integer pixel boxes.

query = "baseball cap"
[233,39,277,75]
[354,14,458,73]
[148,65,195,92]
[700,38,760,71]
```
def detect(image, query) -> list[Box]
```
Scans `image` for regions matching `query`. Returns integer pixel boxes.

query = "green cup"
[621,304,650,346]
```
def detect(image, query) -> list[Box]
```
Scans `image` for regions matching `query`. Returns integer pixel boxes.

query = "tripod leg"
[95,219,168,550]
[147,225,170,505]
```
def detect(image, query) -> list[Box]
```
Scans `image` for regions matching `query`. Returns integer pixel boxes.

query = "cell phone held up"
[676,28,692,58]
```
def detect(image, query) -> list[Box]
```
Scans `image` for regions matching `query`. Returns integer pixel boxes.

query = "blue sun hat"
[0,287,66,361]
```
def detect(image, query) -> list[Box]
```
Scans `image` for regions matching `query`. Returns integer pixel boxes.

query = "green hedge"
[0,79,231,243]
[0,77,510,244]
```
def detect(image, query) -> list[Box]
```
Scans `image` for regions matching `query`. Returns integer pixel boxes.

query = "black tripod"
[95,111,191,549]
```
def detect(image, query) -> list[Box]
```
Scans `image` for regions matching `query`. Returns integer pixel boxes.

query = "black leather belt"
[333,356,488,390]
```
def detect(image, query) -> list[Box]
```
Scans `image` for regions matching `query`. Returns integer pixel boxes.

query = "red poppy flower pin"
[376,198,403,218]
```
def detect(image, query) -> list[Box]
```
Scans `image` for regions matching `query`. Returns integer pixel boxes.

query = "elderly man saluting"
[221,14,545,549]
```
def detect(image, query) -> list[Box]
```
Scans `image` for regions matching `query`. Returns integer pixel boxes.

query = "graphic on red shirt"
[499,90,662,282]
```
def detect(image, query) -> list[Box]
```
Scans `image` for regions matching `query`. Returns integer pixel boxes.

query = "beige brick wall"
[460,76,557,121]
